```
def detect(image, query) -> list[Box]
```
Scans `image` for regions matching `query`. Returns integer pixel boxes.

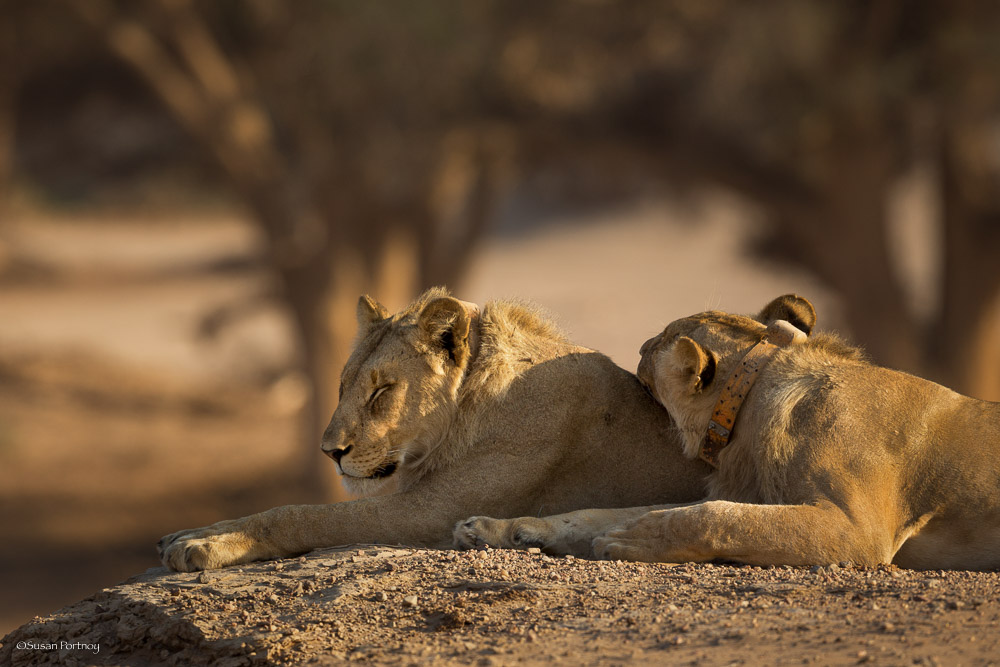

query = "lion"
[456,295,1000,571]
[158,287,710,571]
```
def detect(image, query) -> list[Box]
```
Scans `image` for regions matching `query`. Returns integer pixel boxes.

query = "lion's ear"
[417,297,476,367]
[357,295,389,332]
[668,336,717,394]
[757,294,816,336]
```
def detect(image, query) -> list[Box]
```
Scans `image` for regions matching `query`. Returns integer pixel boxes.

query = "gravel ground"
[3,545,999,666]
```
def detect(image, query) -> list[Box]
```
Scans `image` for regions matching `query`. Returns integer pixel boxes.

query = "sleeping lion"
[158,288,709,571]
[457,295,1000,570]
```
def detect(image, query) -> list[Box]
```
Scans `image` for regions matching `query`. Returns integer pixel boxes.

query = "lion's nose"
[320,422,345,452]
[326,444,352,464]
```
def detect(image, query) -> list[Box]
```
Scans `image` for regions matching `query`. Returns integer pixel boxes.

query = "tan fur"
[461,295,1000,571]
[158,288,710,571]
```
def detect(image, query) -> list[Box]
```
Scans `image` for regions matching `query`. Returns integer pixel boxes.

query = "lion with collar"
[158,288,708,571]
[457,295,1000,570]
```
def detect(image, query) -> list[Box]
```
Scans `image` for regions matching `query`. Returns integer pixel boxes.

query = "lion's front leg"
[454,506,665,557]
[592,500,891,566]
[157,482,528,571]
[158,513,284,572]
[157,493,455,571]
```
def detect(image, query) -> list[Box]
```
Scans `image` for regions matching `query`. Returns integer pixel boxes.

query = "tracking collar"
[700,319,807,467]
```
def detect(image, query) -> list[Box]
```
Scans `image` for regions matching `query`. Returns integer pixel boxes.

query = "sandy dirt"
[3,545,999,666]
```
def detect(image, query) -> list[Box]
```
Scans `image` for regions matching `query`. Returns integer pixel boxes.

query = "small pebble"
[403,595,418,608]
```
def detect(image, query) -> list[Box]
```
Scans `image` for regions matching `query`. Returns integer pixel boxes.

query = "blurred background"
[2,0,999,634]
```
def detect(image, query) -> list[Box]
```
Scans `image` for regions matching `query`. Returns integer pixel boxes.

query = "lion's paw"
[157,519,258,572]
[592,534,647,561]
[452,516,490,549]
[453,516,550,551]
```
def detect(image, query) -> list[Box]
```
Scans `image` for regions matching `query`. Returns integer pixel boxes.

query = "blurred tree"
[487,0,1000,398]
[0,1,18,210]
[2,0,998,512]
[66,0,509,499]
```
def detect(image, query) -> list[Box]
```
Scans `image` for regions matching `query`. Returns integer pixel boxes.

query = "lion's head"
[636,294,816,458]
[321,287,479,496]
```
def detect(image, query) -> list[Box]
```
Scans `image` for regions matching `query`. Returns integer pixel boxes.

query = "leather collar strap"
[700,320,806,468]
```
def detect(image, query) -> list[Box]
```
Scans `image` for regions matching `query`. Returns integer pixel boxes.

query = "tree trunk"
[771,136,924,374]
[283,263,356,503]
[0,5,19,281]
[932,221,1000,399]
[0,5,17,210]
[929,126,1000,399]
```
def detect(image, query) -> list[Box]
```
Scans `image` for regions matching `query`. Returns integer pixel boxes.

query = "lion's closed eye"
[368,384,392,406]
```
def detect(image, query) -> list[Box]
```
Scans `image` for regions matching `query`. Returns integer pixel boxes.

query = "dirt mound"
[3,546,999,665]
